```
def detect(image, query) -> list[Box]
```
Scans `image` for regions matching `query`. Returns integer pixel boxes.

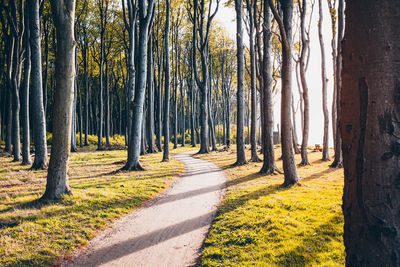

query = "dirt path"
[65,151,225,267]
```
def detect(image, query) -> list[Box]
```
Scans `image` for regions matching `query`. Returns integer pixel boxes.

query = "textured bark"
[326,0,337,150]
[21,3,32,165]
[246,0,261,162]
[260,0,276,174]
[330,0,343,168]
[4,90,12,153]
[342,1,400,265]
[234,0,247,165]
[9,0,23,162]
[191,0,219,154]
[30,0,48,170]
[123,0,154,170]
[146,37,156,153]
[268,0,299,186]
[43,0,76,200]
[162,0,170,162]
[298,0,310,166]
[122,0,137,148]
[318,0,329,161]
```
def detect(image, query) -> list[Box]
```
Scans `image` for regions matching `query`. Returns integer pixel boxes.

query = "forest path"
[65,151,225,267]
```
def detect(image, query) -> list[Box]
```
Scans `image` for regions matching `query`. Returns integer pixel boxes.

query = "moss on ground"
[0,144,197,266]
[195,146,345,267]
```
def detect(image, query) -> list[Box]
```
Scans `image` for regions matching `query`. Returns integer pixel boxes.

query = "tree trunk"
[146,37,156,153]
[43,0,76,200]
[123,0,154,170]
[268,0,299,186]
[234,0,247,165]
[330,0,343,168]
[105,60,110,146]
[246,0,261,162]
[4,90,12,153]
[30,0,48,170]
[318,0,329,161]
[341,1,400,264]
[21,3,32,165]
[298,0,310,166]
[260,0,276,174]
[162,0,171,162]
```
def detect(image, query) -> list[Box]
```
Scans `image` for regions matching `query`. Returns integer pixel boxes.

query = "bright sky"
[215,1,335,147]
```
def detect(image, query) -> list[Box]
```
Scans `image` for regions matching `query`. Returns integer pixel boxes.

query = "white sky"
[215,1,335,147]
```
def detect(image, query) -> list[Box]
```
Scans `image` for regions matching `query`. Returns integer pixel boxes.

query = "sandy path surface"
[65,151,225,267]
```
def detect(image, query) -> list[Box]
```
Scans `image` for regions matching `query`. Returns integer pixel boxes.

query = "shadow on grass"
[301,168,339,182]
[0,191,149,230]
[216,183,291,217]
[276,215,344,266]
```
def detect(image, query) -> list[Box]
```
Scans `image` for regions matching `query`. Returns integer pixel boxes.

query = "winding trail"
[66,151,225,267]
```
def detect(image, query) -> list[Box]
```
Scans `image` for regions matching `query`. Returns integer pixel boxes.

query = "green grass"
[0,144,197,266]
[195,146,345,266]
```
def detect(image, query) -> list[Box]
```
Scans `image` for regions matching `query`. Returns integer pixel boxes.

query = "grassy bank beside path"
[0,145,197,266]
[196,146,345,266]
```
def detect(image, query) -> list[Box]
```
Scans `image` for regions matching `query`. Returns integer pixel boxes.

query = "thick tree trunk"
[43,0,76,200]
[330,0,343,168]
[318,0,329,161]
[234,0,247,165]
[268,0,299,185]
[260,1,276,174]
[30,0,48,169]
[21,5,32,165]
[341,1,400,264]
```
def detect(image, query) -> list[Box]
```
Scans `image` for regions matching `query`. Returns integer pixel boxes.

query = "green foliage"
[46,133,126,148]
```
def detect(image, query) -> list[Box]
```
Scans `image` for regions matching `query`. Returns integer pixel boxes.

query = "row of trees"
[0,0,345,195]
[1,0,399,265]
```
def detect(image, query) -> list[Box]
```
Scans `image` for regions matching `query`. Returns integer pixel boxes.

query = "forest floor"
[65,151,225,267]
[195,146,345,266]
[0,145,196,266]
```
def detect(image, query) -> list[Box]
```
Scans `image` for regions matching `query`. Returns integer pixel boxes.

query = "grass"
[0,144,197,266]
[195,146,345,266]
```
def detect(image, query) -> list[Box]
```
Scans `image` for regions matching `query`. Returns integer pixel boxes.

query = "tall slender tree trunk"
[21,3,32,165]
[330,0,343,168]
[4,90,12,153]
[146,37,156,153]
[268,0,299,186]
[318,0,329,161]
[105,60,110,146]
[123,0,154,170]
[162,0,171,162]
[341,1,400,264]
[327,0,337,150]
[246,0,261,162]
[234,0,247,165]
[299,0,310,166]
[260,0,276,174]
[43,0,76,200]
[30,0,48,169]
